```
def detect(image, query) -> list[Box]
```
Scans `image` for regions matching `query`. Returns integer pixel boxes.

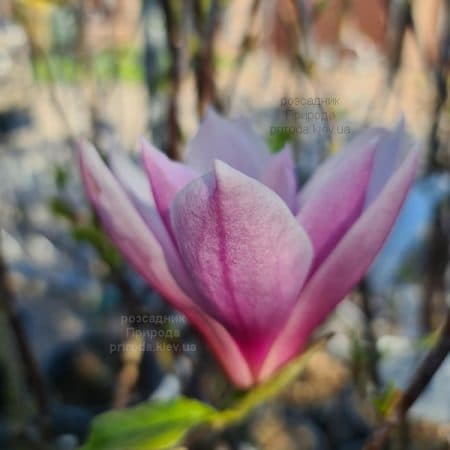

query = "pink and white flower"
[79,110,418,388]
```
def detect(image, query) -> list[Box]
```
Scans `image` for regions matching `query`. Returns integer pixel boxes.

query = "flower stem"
[208,334,332,431]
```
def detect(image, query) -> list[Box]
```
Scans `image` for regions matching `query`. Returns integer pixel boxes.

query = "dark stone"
[0,109,31,136]
[321,390,371,447]
[50,404,92,441]
[338,439,366,450]
[46,333,163,412]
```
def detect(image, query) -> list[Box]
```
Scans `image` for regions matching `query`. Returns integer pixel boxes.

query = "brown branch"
[359,280,381,389]
[193,0,221,117]
[426,0,449,173]
[363,308,450,450]
[385,0,413,84]
[0,246,50,419]
[223,0,260,113]
[396,312,450,417]
[159,0,184,160]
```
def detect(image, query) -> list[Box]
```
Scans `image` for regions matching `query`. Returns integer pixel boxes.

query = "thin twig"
[159,0,184,160]
[0,245,50,419]
[223,0,260,113]
[192,0,221,117]
[385,0,413,85]
[362,0,413,124]
[426,0,449,173]
[397,312,450,417]
[363,308,450,450]
[359,280,381,389]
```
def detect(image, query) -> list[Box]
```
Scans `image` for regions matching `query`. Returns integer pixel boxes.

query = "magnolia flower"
[79,110,418,388]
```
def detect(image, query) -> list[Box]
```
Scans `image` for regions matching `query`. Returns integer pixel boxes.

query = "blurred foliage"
[372,383,402,418]
[49,197,78,221]
[72,225,122,269]
[417,326,443,351]
[23,0,71,5]
[49,165,122,271]
[267,127,295,153]
[32,49,145,83]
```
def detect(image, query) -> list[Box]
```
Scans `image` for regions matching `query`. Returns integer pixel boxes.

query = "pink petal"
[296,129,385,268]
[260,148,419,381]
[110,146,196,298]
[109,150,166,240]
[185,108,270,178]
[79,141,254,387]
[79,140,187,303]
[139,139,208,301]
[109,149,154,210]
[141,139,198,230]
[364,119,406,207]
[261,145,298,212]
[171,161,313,375]
[182,308,255,388]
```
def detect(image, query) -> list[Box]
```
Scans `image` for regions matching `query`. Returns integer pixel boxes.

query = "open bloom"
[79,110,418,388]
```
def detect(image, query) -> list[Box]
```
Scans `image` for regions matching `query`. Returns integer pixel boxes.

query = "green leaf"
[81,397,216,450]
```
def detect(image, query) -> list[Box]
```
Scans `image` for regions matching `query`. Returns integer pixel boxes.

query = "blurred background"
[0,0,449,449]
